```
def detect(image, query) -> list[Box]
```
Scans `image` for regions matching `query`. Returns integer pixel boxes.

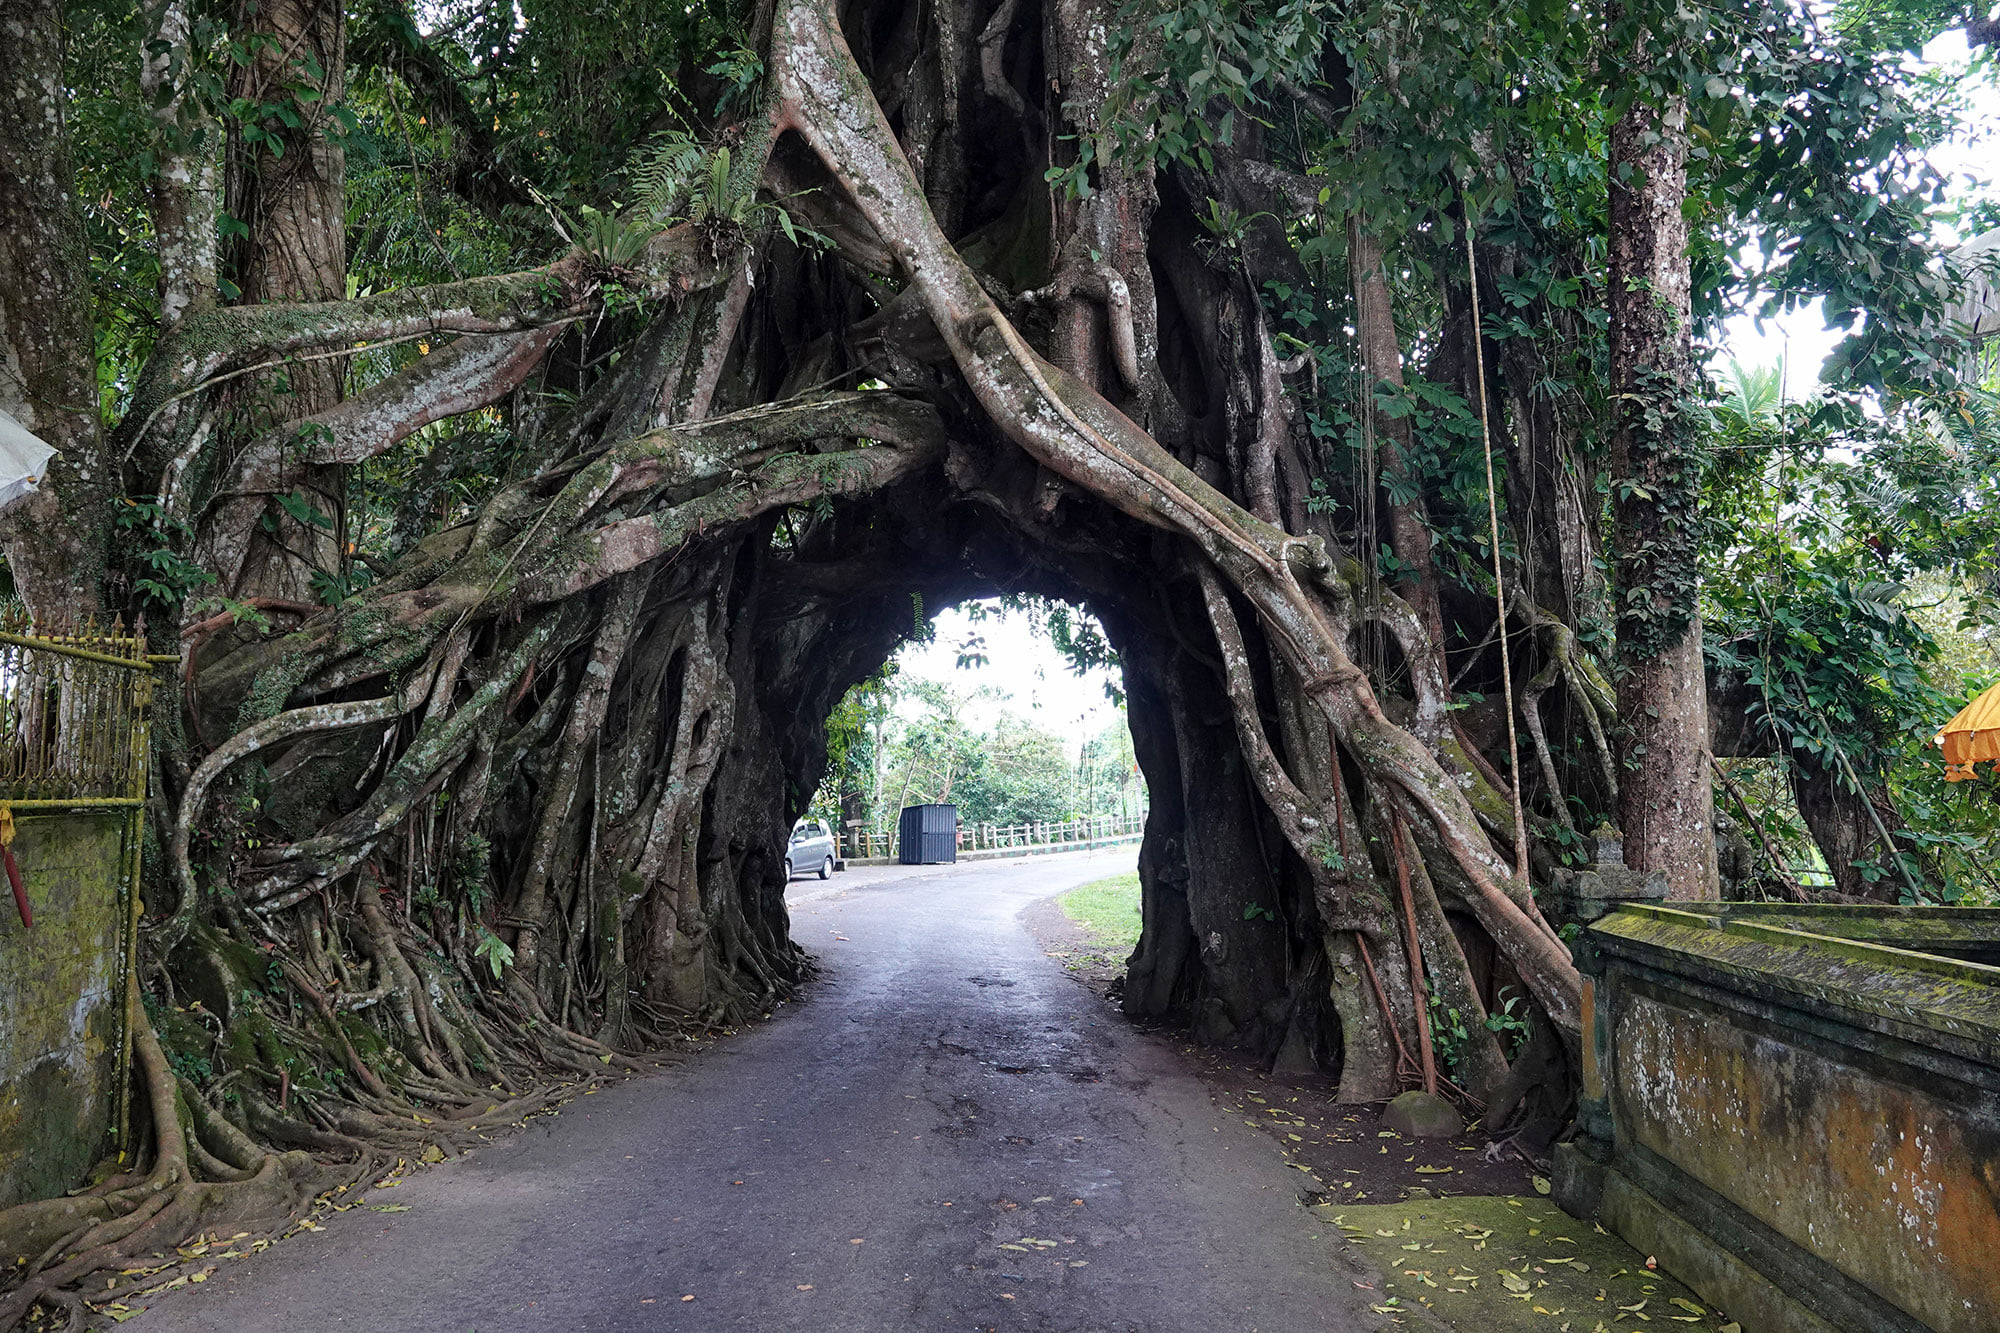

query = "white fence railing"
[841,811,1146,861]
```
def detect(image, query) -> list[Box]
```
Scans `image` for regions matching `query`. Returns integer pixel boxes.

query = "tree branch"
[772,0,1582,1029]
[524,433,944,602]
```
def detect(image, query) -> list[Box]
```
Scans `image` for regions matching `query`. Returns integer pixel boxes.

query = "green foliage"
[142,992,216,1083]
[1043,604,1124,704]
[545,200,661,270]
[1709,569,1943,779]
[271,489,334,533]
[454,832,494,917]
[473,926,514,980]
[627,127,710,223]
[584,132,825,271]
[1703,349,2000,901]
[1483,987,1532,1061]
[403,0,750,203]
[1694,9,1982,396]
[957,718,1066,823]
[310,561,376,608]
[1068,0,1326,195]
[1425,982,1475,1076]
[820,663,899,818]
[812,630,1145,836]
[703,46,765,114]
[115,496,213,610]
[959,596,1125,701]
[1613,365,1713,661]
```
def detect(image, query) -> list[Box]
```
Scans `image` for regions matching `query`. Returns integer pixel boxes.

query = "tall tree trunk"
[1350,217,1446,661]
[142,0,220,327]
[1606,23,1715,898]
[1040,0,1162,423]
[0,0,114,616]
[210,0,350,602]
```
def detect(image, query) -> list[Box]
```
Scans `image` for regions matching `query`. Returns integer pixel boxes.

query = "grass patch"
[1059,872,1141,958]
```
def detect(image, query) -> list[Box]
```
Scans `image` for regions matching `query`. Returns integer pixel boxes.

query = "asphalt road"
[134,849,1399,1332]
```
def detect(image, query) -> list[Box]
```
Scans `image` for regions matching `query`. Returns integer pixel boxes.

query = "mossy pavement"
[1318,1194,1744,1331]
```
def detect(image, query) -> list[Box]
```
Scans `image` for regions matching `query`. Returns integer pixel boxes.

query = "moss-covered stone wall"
[0,810,129,1209]
[1556,902,2000,1333]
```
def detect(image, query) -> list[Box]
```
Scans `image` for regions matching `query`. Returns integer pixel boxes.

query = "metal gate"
[0,612,156,1155]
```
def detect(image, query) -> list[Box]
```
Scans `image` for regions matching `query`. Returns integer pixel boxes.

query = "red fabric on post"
[5,844,29,928]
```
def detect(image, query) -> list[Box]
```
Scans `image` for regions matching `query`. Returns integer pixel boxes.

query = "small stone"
[1381,1090,1463,1140]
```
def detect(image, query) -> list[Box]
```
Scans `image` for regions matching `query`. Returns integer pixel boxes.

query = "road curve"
[133,849,1400,1332]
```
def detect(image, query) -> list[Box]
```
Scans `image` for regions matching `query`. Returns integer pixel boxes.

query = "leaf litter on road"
[1319,1197,1743,1333]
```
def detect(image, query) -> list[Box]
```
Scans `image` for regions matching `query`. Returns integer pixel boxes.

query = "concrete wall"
[1556,902,2000,1333]
[0,810,131,1209]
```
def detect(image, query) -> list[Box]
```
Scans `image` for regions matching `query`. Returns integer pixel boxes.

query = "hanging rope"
[1388,814,1437,1096]
[1463,212,1532,883]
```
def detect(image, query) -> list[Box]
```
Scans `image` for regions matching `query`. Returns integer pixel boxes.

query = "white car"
[785,818,837,880]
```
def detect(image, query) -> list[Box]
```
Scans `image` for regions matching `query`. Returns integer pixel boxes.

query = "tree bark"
[0,0,115,615]
[141,0,220,326]
[1350,216,1446,660]
[215,0,351,603]
[1607,23,1716,899]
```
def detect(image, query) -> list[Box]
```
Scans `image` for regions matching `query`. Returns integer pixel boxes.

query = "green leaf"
[275,490,334,531]
[473,929,515,980]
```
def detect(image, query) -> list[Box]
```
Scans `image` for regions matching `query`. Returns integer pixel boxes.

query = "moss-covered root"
[0,987,604,1327]
[0,1021,314,1327]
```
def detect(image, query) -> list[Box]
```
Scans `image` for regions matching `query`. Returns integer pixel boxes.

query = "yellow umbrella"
[1937,680,2000,780]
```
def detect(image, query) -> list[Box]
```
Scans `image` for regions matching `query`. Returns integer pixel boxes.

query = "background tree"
[1606,0,1716,897]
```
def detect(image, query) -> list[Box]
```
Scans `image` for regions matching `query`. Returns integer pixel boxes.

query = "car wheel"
[819,855,833,881]
[783,858,793,880]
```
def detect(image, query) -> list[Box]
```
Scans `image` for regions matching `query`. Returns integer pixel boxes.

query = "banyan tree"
[0,0,1982,1317]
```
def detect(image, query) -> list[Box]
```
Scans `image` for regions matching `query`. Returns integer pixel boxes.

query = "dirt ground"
[1028,894,1539,1204]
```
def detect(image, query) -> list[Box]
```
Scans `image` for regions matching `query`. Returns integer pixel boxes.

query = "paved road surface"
[135,850,1397,1332]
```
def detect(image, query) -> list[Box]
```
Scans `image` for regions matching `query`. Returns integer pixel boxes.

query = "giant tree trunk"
[0,0,1610,1312]
[1606,21,1716,899]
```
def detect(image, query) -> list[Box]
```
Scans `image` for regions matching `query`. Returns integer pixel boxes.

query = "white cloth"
[0,407,57,515]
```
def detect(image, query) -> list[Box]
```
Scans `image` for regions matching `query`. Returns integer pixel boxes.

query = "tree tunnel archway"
[702,447,1345,1072]
[127,0,1590,1128]
[8,0,1985,1308]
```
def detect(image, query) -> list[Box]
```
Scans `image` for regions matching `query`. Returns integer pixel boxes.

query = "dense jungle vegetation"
[0,0,1995,1321]
[815,617,1144,836]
